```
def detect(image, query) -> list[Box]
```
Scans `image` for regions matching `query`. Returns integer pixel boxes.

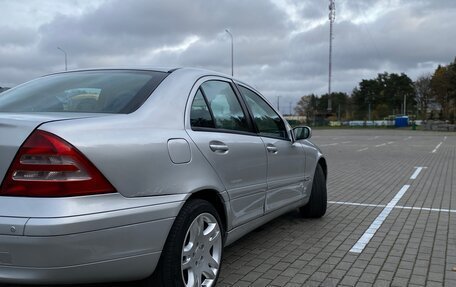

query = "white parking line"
[395,205,456,213]
[357,147,368,152]
[375,143,386,147]
[410,166,426,180]
[349,185,410,253]
[387,141,394,145]
[329,201,386,208]
[432,142,442,153]
[328,201,456,213]
[444,136,447,141]
[341,141,352,144]
[404,136,412,141]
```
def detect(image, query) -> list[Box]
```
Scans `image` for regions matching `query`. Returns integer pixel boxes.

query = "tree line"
[295,58,456,124]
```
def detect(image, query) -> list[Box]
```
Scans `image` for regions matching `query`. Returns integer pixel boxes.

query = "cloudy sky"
[1,0,455,113]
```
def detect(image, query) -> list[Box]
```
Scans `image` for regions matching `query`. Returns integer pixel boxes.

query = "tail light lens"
[0,130,116,197]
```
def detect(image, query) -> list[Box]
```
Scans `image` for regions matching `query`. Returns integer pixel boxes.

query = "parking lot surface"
[218,129,456,287]
[1,129,454,287]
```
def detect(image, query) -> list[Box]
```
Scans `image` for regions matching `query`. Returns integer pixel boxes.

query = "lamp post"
[225,29,234,76]
[57,47,67,71]
[403,94,407,115]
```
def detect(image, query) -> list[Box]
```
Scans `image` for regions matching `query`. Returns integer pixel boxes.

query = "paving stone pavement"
[216,129,456,287]
[1,129,454,287]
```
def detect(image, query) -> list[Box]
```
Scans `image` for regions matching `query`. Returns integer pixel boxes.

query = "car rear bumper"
[0,194,186,285]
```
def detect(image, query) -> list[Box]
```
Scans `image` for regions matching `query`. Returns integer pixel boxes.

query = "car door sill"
[224,198,306,246]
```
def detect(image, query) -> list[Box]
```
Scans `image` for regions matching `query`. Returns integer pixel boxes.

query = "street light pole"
[225,29,234,76]
[403,94,407,115]
[57,47,67,71]
[368,102,371,121]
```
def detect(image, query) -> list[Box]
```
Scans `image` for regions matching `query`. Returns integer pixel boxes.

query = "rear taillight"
[0,130,116,197]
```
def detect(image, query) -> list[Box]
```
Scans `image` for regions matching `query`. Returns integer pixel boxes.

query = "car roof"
[44,67,231,78]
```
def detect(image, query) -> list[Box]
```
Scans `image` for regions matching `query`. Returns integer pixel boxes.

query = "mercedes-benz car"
[0,68,327,287]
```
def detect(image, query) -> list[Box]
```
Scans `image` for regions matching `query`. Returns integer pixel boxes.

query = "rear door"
[237,85,307,213]
[185,78,267,227]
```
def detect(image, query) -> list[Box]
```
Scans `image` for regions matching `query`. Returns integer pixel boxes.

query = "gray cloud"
[37,0,289,55]
[0,27,37,47]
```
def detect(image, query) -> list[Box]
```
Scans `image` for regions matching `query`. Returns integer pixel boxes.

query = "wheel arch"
[186,189,228,233]
[317,157,327,180]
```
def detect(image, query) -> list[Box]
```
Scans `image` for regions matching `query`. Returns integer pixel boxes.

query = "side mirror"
[293,126,312,141]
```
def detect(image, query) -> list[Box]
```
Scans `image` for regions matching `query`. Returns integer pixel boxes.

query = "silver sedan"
[0,68,327,287]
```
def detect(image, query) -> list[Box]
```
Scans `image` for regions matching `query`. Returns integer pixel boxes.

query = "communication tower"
[328,0,335,112]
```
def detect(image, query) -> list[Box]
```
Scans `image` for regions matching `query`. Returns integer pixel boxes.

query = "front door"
[237,85,306,212]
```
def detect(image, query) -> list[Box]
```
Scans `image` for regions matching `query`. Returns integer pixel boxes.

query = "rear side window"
[197,80,249,132]
[190,89,215,128]
[239,86,289,140]
[0,70,168,113]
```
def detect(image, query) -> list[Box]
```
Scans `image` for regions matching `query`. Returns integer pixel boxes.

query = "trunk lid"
[0,112,104,184]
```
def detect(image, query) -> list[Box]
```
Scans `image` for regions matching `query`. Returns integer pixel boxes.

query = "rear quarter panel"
[40,116,226,199]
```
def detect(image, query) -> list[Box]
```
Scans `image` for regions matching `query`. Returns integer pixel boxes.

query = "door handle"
[266,144,278,154]
[209,141,229,153]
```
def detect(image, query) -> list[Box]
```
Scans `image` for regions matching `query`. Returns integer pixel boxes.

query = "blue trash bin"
[395,116,409,128]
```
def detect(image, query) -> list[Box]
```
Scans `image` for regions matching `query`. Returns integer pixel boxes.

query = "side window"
[200,81,249,132]
[190,89,215,128]
[239,86,289,140]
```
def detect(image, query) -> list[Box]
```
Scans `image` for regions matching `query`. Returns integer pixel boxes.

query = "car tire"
[300,164,327,218]
[145,199,224,287]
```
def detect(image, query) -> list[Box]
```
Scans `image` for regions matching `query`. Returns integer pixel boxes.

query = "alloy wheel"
[181,212,222,287]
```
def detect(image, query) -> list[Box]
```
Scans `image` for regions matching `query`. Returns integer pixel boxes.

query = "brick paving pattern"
[217,130,456,287]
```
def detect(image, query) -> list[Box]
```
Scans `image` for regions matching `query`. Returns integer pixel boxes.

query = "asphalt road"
[1,129,455,287]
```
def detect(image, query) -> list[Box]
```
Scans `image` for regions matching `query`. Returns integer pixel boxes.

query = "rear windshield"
[0,70,168,113]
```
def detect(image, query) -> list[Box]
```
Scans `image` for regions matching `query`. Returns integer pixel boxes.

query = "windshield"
[0,70,168,114]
